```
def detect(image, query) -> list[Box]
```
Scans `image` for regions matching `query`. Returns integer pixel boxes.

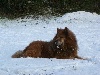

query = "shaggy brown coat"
[12,27,84,59]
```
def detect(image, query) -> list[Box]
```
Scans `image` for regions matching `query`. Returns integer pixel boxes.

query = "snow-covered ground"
[0,11,100,75]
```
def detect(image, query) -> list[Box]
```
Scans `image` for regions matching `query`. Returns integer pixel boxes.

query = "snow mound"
[0,11,100,75]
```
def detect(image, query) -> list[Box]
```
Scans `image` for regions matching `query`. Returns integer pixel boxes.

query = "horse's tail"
[12,50,23,58]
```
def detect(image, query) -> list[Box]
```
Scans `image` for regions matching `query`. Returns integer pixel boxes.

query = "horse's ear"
[64,27,68,32]
[64,27,68,35]
[65,27,68,30]
[57,28,59,32]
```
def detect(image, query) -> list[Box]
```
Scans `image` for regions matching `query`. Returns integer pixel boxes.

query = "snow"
[0,11,100,75]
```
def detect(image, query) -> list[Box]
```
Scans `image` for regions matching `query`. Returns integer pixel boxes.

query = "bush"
[0,0,100,18]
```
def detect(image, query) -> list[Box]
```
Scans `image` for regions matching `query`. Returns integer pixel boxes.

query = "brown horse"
[12,27,85,59]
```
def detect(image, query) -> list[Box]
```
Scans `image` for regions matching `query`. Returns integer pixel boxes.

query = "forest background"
[0,0,100,19]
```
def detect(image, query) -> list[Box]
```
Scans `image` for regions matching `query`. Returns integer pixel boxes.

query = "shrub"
[0,0,100,18]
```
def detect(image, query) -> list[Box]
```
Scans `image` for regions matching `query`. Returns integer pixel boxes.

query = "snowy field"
[0,11,100,75]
